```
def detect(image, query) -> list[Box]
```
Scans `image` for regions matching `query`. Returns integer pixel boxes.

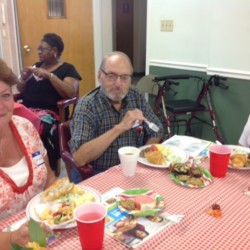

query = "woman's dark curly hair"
[42,33,64,56]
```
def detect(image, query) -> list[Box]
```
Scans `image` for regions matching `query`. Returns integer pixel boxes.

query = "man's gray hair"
[99,51,133,74]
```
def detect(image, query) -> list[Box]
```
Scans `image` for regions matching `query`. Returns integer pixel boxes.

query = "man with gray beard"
[69,51,162,182]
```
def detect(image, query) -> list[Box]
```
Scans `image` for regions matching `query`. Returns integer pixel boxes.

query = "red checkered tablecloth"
[1,161,250,250]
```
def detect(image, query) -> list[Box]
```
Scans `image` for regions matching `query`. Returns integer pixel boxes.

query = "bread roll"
[145,151,166,165]
[230,154,247,168]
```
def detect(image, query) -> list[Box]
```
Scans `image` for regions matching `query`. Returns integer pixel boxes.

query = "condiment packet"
[132,120,143,134]
[165,214,184,223]
[132,120,140,128]
[32,65,43,81]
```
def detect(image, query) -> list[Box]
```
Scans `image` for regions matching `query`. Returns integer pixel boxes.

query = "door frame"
[94,0,148,80]
[92,0,113,85]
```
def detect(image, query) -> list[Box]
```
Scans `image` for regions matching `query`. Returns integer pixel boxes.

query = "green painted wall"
[149,66,250,144]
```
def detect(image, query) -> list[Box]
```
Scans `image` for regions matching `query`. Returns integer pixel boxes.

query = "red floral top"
[0,116,47,219]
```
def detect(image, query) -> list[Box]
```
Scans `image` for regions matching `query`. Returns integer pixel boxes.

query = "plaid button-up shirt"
[69,86,163,173]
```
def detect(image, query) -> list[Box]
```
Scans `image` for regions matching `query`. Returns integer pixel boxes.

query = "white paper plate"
[26,185,102,230]
[227,145,250,170]
[138,144,189,168]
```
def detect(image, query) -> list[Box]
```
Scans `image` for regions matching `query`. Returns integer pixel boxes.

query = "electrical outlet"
[161,20,174,32]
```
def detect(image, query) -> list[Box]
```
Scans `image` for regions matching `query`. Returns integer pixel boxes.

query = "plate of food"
[169,163,213,188]
[26,178,102,230]
[227,145,250,170]
[138,144,189,168]
[116,188,164,216]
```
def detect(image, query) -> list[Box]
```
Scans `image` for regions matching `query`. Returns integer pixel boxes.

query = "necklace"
[42,59,62,71]
[0,120,33,194]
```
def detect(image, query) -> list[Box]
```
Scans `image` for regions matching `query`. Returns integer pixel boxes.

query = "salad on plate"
[26,178,102,230]
[138,144,188,168]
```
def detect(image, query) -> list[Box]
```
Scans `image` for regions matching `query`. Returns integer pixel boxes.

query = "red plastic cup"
[209,144,231,178]
[74,202,107,250]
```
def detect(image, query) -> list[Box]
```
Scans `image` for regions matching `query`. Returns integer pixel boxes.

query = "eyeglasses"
[100,69,131,83]
[37,46,52,53]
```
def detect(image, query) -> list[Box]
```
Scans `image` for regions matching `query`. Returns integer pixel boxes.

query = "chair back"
[58,120,93,182]
[14,80,80,123]
[13,102,41,133]
[136,75,159,95]
[57,80,80,121]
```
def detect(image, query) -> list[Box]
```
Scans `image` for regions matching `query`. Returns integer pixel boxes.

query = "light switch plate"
[161,20,174,32]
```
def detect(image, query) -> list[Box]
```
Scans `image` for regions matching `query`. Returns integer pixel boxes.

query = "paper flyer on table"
[162,135,211,158]
[103,188,183,249]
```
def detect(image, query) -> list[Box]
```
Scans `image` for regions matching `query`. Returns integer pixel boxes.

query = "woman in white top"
[0,58,56,249]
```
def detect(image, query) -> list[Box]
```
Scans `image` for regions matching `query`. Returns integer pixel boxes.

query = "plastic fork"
[145,120,159,132]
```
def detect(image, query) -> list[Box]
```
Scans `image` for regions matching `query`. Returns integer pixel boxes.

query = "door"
[115,0,133,63]
[16,0,95,97]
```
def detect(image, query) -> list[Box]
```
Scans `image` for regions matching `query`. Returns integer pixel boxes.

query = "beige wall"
[147,0,250,79]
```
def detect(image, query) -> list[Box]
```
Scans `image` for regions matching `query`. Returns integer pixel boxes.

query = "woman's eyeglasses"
[100,69,131,83]
[37,46,52,53]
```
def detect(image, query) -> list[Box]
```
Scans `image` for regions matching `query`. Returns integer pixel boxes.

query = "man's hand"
[118,109,146,132]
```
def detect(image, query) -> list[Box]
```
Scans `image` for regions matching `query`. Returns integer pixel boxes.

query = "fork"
[145,120,160,132]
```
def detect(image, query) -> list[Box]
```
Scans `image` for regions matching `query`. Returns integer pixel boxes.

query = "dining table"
[1,142,250,250]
